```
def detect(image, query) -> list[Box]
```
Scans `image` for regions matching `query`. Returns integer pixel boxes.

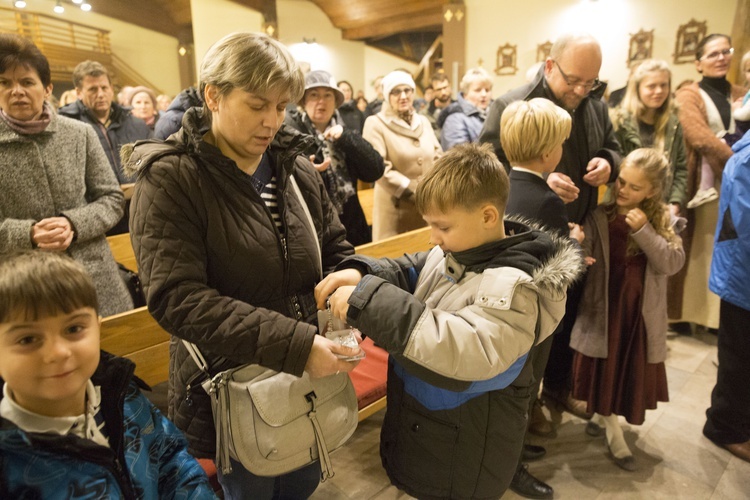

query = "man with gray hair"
[479,33,621,500]
[59,61,152,234]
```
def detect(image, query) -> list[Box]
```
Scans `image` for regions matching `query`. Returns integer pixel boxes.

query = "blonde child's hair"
[0,251,99,323]
[607,148,679,255]
[500,98,571,165]
[416,143,509,214]
[613,59,675,153]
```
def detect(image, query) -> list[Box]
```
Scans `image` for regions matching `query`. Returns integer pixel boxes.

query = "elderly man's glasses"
[701,48,734,61]
[390,87,414,97]
[553,60,602,93]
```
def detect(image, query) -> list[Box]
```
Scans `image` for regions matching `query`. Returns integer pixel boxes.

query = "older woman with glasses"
[285,70,384,245]
[668,34,745,334]
[363,70,441,240]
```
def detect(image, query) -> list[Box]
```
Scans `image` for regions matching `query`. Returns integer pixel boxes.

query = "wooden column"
[729,0,749,85]
[178,25,196,89]
[442,2,466,98]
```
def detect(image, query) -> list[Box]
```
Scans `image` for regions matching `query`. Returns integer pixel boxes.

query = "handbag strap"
[290,174,323,281]
[183,339,210,378]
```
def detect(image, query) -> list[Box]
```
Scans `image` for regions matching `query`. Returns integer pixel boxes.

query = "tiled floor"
[311,330,750,499]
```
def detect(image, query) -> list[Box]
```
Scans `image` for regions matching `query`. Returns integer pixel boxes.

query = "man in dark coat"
[153,86,203,140]
[479,33,621,499]
[59,60,152,234]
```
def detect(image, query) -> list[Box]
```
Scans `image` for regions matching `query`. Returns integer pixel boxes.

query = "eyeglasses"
[553,61,602,93]
[701,48,734,61]
[390,87,414,97]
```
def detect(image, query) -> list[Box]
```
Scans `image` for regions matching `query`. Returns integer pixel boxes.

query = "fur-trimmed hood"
[453,215,585,295]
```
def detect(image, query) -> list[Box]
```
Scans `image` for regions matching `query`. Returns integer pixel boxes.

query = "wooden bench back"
[102,226,432,387]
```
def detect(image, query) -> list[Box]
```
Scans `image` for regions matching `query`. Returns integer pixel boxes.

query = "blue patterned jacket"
[0,352,216,499]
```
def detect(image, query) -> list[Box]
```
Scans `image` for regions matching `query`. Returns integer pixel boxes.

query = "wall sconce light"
[178,46,187,57]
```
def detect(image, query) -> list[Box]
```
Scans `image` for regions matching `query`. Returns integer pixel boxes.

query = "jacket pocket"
[387,400,459,491]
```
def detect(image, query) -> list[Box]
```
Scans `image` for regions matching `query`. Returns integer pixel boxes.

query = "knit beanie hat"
[382,70,416,98]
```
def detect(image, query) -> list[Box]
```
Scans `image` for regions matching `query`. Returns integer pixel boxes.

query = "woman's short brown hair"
[199,32,304,111]
[0,33,51,87]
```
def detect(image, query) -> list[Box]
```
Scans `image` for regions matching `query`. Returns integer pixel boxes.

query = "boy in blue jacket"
[316,143,584,499]
[0,251,216,499]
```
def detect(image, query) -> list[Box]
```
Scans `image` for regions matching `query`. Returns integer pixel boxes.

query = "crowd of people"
[1,26,749,500]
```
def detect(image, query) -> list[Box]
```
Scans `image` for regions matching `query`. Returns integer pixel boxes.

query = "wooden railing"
[0,6,110,54]
[0,6,160,93]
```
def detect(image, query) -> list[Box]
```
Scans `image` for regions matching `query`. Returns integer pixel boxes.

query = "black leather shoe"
[522,443,547,461]
[509,463,553,499]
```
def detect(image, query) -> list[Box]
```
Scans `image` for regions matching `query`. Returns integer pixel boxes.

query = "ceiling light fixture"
[80,2,92,11]
[72,0,83,4]
[14,0,27,8]
[54,0,64,14]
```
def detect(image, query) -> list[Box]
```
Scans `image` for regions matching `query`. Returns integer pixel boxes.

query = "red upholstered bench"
[349,338,389,421]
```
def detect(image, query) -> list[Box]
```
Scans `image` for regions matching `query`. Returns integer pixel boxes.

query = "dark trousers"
[703,300,750,445]
[217,458,320,500]
[542,277,584,393]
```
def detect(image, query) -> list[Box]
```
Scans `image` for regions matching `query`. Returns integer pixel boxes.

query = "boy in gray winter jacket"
[316,143,584,500]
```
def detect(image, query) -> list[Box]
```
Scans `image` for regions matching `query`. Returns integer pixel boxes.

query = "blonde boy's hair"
[416,143,509,214]
[500,98,571,165]
[0,251,99,323]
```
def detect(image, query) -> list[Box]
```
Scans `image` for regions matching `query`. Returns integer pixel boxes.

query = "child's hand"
[625,208,648,232]
[328,285,355,321]
[584,256,597,266]
[569,222,585,243]
[315,269,363,309]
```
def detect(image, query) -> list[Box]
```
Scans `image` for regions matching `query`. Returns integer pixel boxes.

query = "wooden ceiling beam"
[88,0,181,38]
[342,11,443,41]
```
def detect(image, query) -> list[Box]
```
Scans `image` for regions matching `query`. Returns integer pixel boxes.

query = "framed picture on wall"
[537,41,553,62]
[495,43,518,76]
[628,29,653,66]
[674,19,707,64]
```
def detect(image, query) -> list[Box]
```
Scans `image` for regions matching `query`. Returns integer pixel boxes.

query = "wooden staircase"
[0,6,161,92]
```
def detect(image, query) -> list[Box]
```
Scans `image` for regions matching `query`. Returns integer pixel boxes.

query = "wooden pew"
[104,226,432,421]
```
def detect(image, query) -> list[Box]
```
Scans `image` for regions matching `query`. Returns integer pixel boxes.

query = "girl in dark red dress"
[570,149,686,471]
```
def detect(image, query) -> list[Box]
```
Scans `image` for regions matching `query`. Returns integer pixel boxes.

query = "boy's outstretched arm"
[342,267,544,389]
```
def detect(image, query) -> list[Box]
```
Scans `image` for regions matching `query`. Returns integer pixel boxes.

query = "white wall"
[465,0,737,96]
[363,48,419,101]
[277,0,367,94]
[15,0,182,95]
[190,0,264,71]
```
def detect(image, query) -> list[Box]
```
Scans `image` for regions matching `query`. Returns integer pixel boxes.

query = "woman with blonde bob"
[611,59,688,215]
[124,32,360,499]
[438,67,493,150]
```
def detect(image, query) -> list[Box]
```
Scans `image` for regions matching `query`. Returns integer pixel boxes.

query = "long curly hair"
[605,148,679,256]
